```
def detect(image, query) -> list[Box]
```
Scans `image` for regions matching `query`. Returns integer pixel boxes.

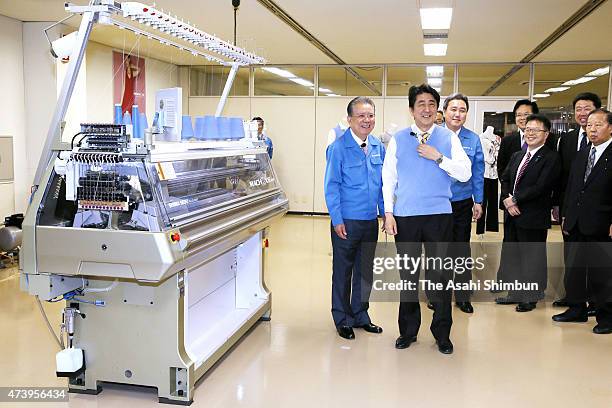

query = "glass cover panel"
[38,158,163,232]
[155,152,278,221]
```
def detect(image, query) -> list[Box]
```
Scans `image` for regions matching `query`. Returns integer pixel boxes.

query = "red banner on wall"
[112,51,146,115]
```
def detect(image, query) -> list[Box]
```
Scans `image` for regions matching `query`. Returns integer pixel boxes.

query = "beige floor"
[0,215,610,407]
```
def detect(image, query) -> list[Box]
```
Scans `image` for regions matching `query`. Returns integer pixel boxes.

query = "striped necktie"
[513,151,531,193]
[584,147,596,183]
[421,132,430,144]
[579,132,587,151]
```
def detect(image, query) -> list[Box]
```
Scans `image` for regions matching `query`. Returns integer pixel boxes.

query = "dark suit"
[556,129,588,210]
[498,131,558,209]
[497,132,522,200]
[499,145,561,301]
[554,129,589,300]
[562,142,612,326]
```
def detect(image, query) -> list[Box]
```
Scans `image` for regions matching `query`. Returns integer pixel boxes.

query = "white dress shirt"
[350,129,368,149]
[382,124,471,213]
[590,137,612,166]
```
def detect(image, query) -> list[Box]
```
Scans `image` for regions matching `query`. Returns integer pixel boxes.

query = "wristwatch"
[435,154,444,164]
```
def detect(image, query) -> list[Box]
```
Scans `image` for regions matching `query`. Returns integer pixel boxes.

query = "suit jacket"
[497,131,558,209]
[500,145,560,229]
[563,142,612,238]
[497,132,521,184]
[554,128,586,210]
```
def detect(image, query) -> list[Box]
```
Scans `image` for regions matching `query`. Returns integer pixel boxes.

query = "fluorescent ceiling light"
[585,66,610,77]
[426,65,444,77]
[562,76,596,86]
[424,43,447,56]
[289,77,314,87]
[428,77,442,86]
[262,67,296,78]
[319,87,332,93]
[533,93,550,98]
[326,93,340,97]
[544,86,570,93]
[420,8,453,30]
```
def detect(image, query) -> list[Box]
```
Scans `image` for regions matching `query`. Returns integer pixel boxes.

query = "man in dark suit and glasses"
[497,114,561,311]
[495,100,544,290]
[496,100,540,186]
[552,92,602,310]
[553,109,612,334]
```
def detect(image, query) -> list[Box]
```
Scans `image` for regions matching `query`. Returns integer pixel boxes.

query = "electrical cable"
[70,131,86,149]
[35,295,63,350]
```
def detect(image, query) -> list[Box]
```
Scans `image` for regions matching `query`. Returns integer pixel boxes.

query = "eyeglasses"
[515,113,531,118]
[524,128,546,134]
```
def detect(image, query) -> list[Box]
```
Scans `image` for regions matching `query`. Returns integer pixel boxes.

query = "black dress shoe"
[436,339,454,354]
[426,301,434,310]
[395,335,417,349]
[593,325,612,334]
[516,302,536,312]
[356,323,383,334]
[587,304,597,317]
[337,326,355,340]
[495,296,519,305]
[456,301,474,314]
[552,309,588,322]
[552,298,569,308]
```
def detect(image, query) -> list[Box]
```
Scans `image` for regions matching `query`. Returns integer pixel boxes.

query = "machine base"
[69,385,103,395]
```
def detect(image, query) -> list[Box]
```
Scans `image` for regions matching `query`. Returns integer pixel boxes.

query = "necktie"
[579,132,587,151]
[421,132,430,144]
[360,142,368,155]
[584,146,596,183]
[521,141,528,151]
[514,151,531,193]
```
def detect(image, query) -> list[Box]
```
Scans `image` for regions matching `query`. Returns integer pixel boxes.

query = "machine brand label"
[249,176,274,187]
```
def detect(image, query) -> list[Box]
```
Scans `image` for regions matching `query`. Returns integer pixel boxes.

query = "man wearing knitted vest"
[382,84,471,354]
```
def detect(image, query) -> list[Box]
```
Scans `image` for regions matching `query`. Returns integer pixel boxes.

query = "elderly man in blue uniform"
[383,84,471,354]
[444,93,484,314]
[324,97,385,340]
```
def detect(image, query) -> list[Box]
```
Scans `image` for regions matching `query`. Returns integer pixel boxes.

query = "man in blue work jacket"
[324,97,385,340]
[252,116,273,159]
[444,93,485,314]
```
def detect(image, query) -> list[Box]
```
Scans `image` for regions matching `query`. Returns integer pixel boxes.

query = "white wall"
[252,98,317,212]
[0,15,25,215]
[23,22,61,192]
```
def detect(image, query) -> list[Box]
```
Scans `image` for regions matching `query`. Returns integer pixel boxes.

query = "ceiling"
[1,0,611,65]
